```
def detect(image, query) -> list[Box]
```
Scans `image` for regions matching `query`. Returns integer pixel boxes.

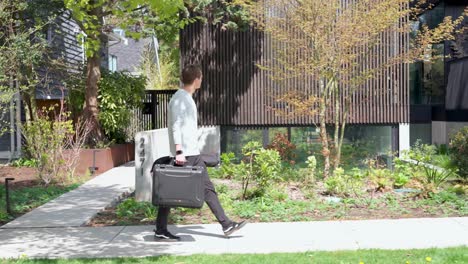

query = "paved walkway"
[1,162,135,228]
[0,162,467,259]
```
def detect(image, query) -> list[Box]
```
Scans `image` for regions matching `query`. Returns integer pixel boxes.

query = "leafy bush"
[393,157,413,188]
[267,133,297,164]
[22,108,73,185]
[265,185,288,202]
[367,168,393,192]
[69,70,146,144]
[238,141,282,199]
[98,71,146,143]
[22,107,91,185]
[324,167,364,197]
[401,141,458,194]
[392,173,410,188]
[449,127,468,179]
[217,152,237,179]
[304,155,317,184]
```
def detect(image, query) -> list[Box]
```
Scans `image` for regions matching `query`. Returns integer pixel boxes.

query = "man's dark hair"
[181,64,202,85]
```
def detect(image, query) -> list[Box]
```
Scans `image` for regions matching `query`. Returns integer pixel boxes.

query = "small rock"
[323,196,342,203]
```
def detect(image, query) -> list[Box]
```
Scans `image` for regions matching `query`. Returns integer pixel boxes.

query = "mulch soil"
[0,166,40,189]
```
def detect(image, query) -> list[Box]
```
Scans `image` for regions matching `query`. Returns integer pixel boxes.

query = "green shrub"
[22,108,74,185]
[238,141,282,199]
[279,165,302,182]
[217,152,237,179]
[449,127,468,179]
[393,157,413,188]
[401,140,458,193]
[367,168,393,192]
[267,133,297,163]
[69,70,146,144]
[304,155,317,183]
[98,71,146,143]
[392,173,410,188]
[116,198,155,220]
[324,168,364,197]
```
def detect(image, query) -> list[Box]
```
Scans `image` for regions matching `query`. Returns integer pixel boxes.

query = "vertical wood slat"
[179,3,409,127]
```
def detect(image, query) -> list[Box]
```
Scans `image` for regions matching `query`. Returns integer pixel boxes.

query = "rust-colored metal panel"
[181,17,409,126]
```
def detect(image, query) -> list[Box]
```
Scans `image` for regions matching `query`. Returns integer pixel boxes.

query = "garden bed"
[87,178,467,227]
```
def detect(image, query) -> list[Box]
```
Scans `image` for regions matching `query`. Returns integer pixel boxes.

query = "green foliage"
[218,152,237,179]
[264,185,288,202]
[71,71,146,143]
[0,0,51,135]
[392,173,410,188]
[116,198,155,220]
[266,133,297,164]
[449,126,468,179]
[0,183,79,222]
[184,0,251,31]
[367,168,393,192]
[11,158,38,168]
[393,157,413,188]
[324,167,364,197]
[304,155,317,183]
[22,107,74,185]
[98,71,146,142]
[402,141,458,193]
[140,48,179,90]
[239,141,282,199]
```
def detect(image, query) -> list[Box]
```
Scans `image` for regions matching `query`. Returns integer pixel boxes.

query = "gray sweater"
[167,89,200,157]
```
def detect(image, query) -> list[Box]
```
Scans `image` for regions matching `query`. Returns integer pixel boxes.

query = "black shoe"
[223,221,247,236]
[154,229,180,242]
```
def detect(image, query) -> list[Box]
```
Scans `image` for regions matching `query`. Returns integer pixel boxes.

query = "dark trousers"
[156,155,232,231]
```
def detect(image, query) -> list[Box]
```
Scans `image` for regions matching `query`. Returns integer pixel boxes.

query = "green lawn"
[1,247,467,264]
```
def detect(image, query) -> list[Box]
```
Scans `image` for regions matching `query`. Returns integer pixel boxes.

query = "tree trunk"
[333,80,340,170]
[335,98,351,170]
[319,79,331,178]
[335,121,346,170]
[83,55,105,146]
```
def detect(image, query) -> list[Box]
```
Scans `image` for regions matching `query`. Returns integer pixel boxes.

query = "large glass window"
[222,125,394,169]
[410,123,432,146]
[410,3,445,105]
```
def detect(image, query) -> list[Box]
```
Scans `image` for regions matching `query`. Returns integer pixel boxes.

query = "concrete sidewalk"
[1,161,467,259]
[0,217,467,259]
[1,162,135,229]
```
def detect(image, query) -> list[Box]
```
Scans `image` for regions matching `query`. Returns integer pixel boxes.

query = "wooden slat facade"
[180,2,410,126]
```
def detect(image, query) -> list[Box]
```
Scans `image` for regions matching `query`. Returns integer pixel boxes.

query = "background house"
[108,29,154,75]
[0,11,85,162]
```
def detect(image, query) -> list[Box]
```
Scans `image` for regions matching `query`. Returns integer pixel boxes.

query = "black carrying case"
[151,157,205,209]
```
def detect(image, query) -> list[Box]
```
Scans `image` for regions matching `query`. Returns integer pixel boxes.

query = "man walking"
[154,64,246,241]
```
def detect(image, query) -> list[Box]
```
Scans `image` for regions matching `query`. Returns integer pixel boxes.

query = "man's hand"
[175,154,186,165]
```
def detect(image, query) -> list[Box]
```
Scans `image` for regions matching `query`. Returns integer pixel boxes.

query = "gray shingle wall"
[109,38,151,74]
[36,11,84,100]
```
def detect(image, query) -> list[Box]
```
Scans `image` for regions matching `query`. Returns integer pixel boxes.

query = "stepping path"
[1,162,135,229]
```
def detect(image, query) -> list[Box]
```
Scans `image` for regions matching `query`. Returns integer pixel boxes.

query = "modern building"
[178,0,468,166]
